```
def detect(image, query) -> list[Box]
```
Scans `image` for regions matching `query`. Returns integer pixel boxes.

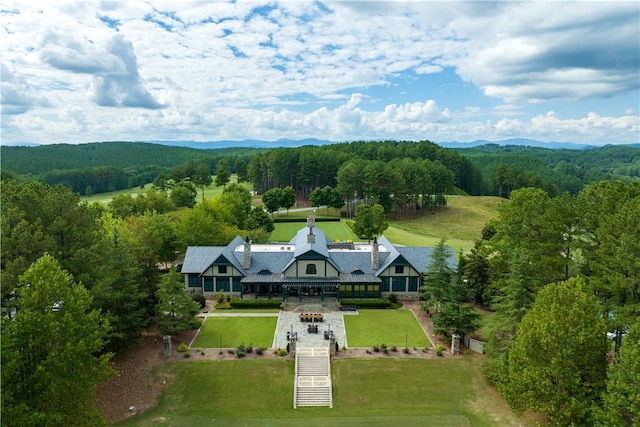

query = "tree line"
[420,182,640,425]
[0,176,278,425]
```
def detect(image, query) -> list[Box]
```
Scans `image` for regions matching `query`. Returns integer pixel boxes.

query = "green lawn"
[344,310,432,348]
[271,221,359,242]
[116,357,515,427]
[81,175,248,206]
[190,317,277,349]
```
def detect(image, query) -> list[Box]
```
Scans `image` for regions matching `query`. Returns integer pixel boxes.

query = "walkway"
[273,309,349,350]
[294,347,332,408]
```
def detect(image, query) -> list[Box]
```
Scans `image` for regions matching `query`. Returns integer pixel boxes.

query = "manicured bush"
[436,344,444,357]
[183,352,191,358]
[229,299,281,309]
[277,348,288,356]
[216,291,225,304]
[177,343,188,352]
[387,293,399,304]
[256,347,265,355]
[191,292,206,309]
[340,299,393,309]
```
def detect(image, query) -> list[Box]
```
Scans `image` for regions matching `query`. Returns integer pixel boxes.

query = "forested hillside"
[458,144,640,196]
[2,141,638,200]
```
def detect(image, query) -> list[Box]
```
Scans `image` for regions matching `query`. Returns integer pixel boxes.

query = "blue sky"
[1,1,638,145]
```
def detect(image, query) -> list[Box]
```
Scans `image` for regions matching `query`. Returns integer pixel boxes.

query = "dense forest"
[2,156,639,424]
[2,141,639,202]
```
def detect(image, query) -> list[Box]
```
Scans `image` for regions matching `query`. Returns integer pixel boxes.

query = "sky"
[1,1,639,146]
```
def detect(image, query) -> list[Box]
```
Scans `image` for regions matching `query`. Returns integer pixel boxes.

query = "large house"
[181,217,457,302]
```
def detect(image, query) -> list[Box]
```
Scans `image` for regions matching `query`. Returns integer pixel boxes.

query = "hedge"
[340,299,394,309]
[229,299,282,309]
[272,217,341,223]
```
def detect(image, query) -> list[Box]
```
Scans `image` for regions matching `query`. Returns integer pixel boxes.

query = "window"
[408,277,419,292]
[306,264,317,274]
[218,265,227,274]
[395,265,404,274]
[392,277,406,292]
[188,274,200,288]
[217,277,230,292]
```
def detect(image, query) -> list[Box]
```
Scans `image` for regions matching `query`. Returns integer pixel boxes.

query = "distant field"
[270,196,503,253]
[81,175,248,205]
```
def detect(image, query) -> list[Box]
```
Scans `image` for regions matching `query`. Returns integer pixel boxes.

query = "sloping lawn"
[117,358,514,426]
[115,358,515,427]
[344,309,431,348]
[190,316,277,348]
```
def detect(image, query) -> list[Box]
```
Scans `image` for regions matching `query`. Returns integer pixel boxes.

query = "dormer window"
[306,264,317,274]
[395,265,404,274]
[219,265,227,274]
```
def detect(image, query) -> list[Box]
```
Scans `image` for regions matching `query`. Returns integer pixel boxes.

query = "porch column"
[321,286,325,303]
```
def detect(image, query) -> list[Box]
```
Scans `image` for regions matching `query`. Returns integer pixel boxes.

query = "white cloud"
[1,1,638,145]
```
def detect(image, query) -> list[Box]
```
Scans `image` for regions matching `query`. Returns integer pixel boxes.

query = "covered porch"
[282,277,341,303]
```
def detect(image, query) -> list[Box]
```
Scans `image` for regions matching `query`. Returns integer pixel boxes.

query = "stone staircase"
[294,347,333,408]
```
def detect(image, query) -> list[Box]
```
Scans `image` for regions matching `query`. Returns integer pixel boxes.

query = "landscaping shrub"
[216,291,225,304]
[177,343,188,352]
[235,344,246,358]
[340,299,393,309]
[277,348,288,356]
[183,352,190,358]
[387,293,398,304]
[230,299,281,309]
[191,292,206,309]
[436,344,444,357]
[256,347,265,355]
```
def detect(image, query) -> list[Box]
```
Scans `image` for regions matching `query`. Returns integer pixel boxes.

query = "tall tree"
[155,266,200,336]
[280,186,297,215]
[261,187,282,215]
[352,203,388,243]
[214,158,231,188]
[420,237,454,315]
[506,277,607,425]
[247,206,275,234]
[170,180,197,208]
[1,254,113,426]
[234,158,248,183]
[595,320,640,427]
[192,162,213,204]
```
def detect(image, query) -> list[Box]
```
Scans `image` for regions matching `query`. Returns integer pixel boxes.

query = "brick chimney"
[243,236,251,269]
[372,236,379,270]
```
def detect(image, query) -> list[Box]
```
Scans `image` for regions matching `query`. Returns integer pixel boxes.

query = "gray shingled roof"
[181,246,225,274]
[182,229,458,280]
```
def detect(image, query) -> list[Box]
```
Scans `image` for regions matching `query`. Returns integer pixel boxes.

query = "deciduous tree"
[506,277,607,425]
[1,254,113,426]
[352,203,388,243]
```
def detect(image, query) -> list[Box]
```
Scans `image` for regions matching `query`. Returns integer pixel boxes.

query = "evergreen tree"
[595,320,640,427]
[1,254,113,426]
[420,237,454,315]
[155,266,200,336]
[214,158,231,187]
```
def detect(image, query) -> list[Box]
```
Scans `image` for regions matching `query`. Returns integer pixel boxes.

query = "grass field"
[116,357,521,427]
[81,175,249,205]
[190,316,278,349]
[271,221,359,242]
[344,310,432,348]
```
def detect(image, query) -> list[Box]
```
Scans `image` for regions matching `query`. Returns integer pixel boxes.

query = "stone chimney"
[307,215,315,227]
[307,227,315,243]
[372,236,379,270]
[243,236,251,269]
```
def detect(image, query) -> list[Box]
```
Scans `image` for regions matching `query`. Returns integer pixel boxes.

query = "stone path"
[273,310,351,350]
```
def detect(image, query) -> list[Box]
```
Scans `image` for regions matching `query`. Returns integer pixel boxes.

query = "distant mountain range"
[3,138,638,150]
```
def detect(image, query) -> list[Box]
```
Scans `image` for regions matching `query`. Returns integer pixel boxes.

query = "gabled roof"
[181,246,225,274]
[292,225,330,258]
